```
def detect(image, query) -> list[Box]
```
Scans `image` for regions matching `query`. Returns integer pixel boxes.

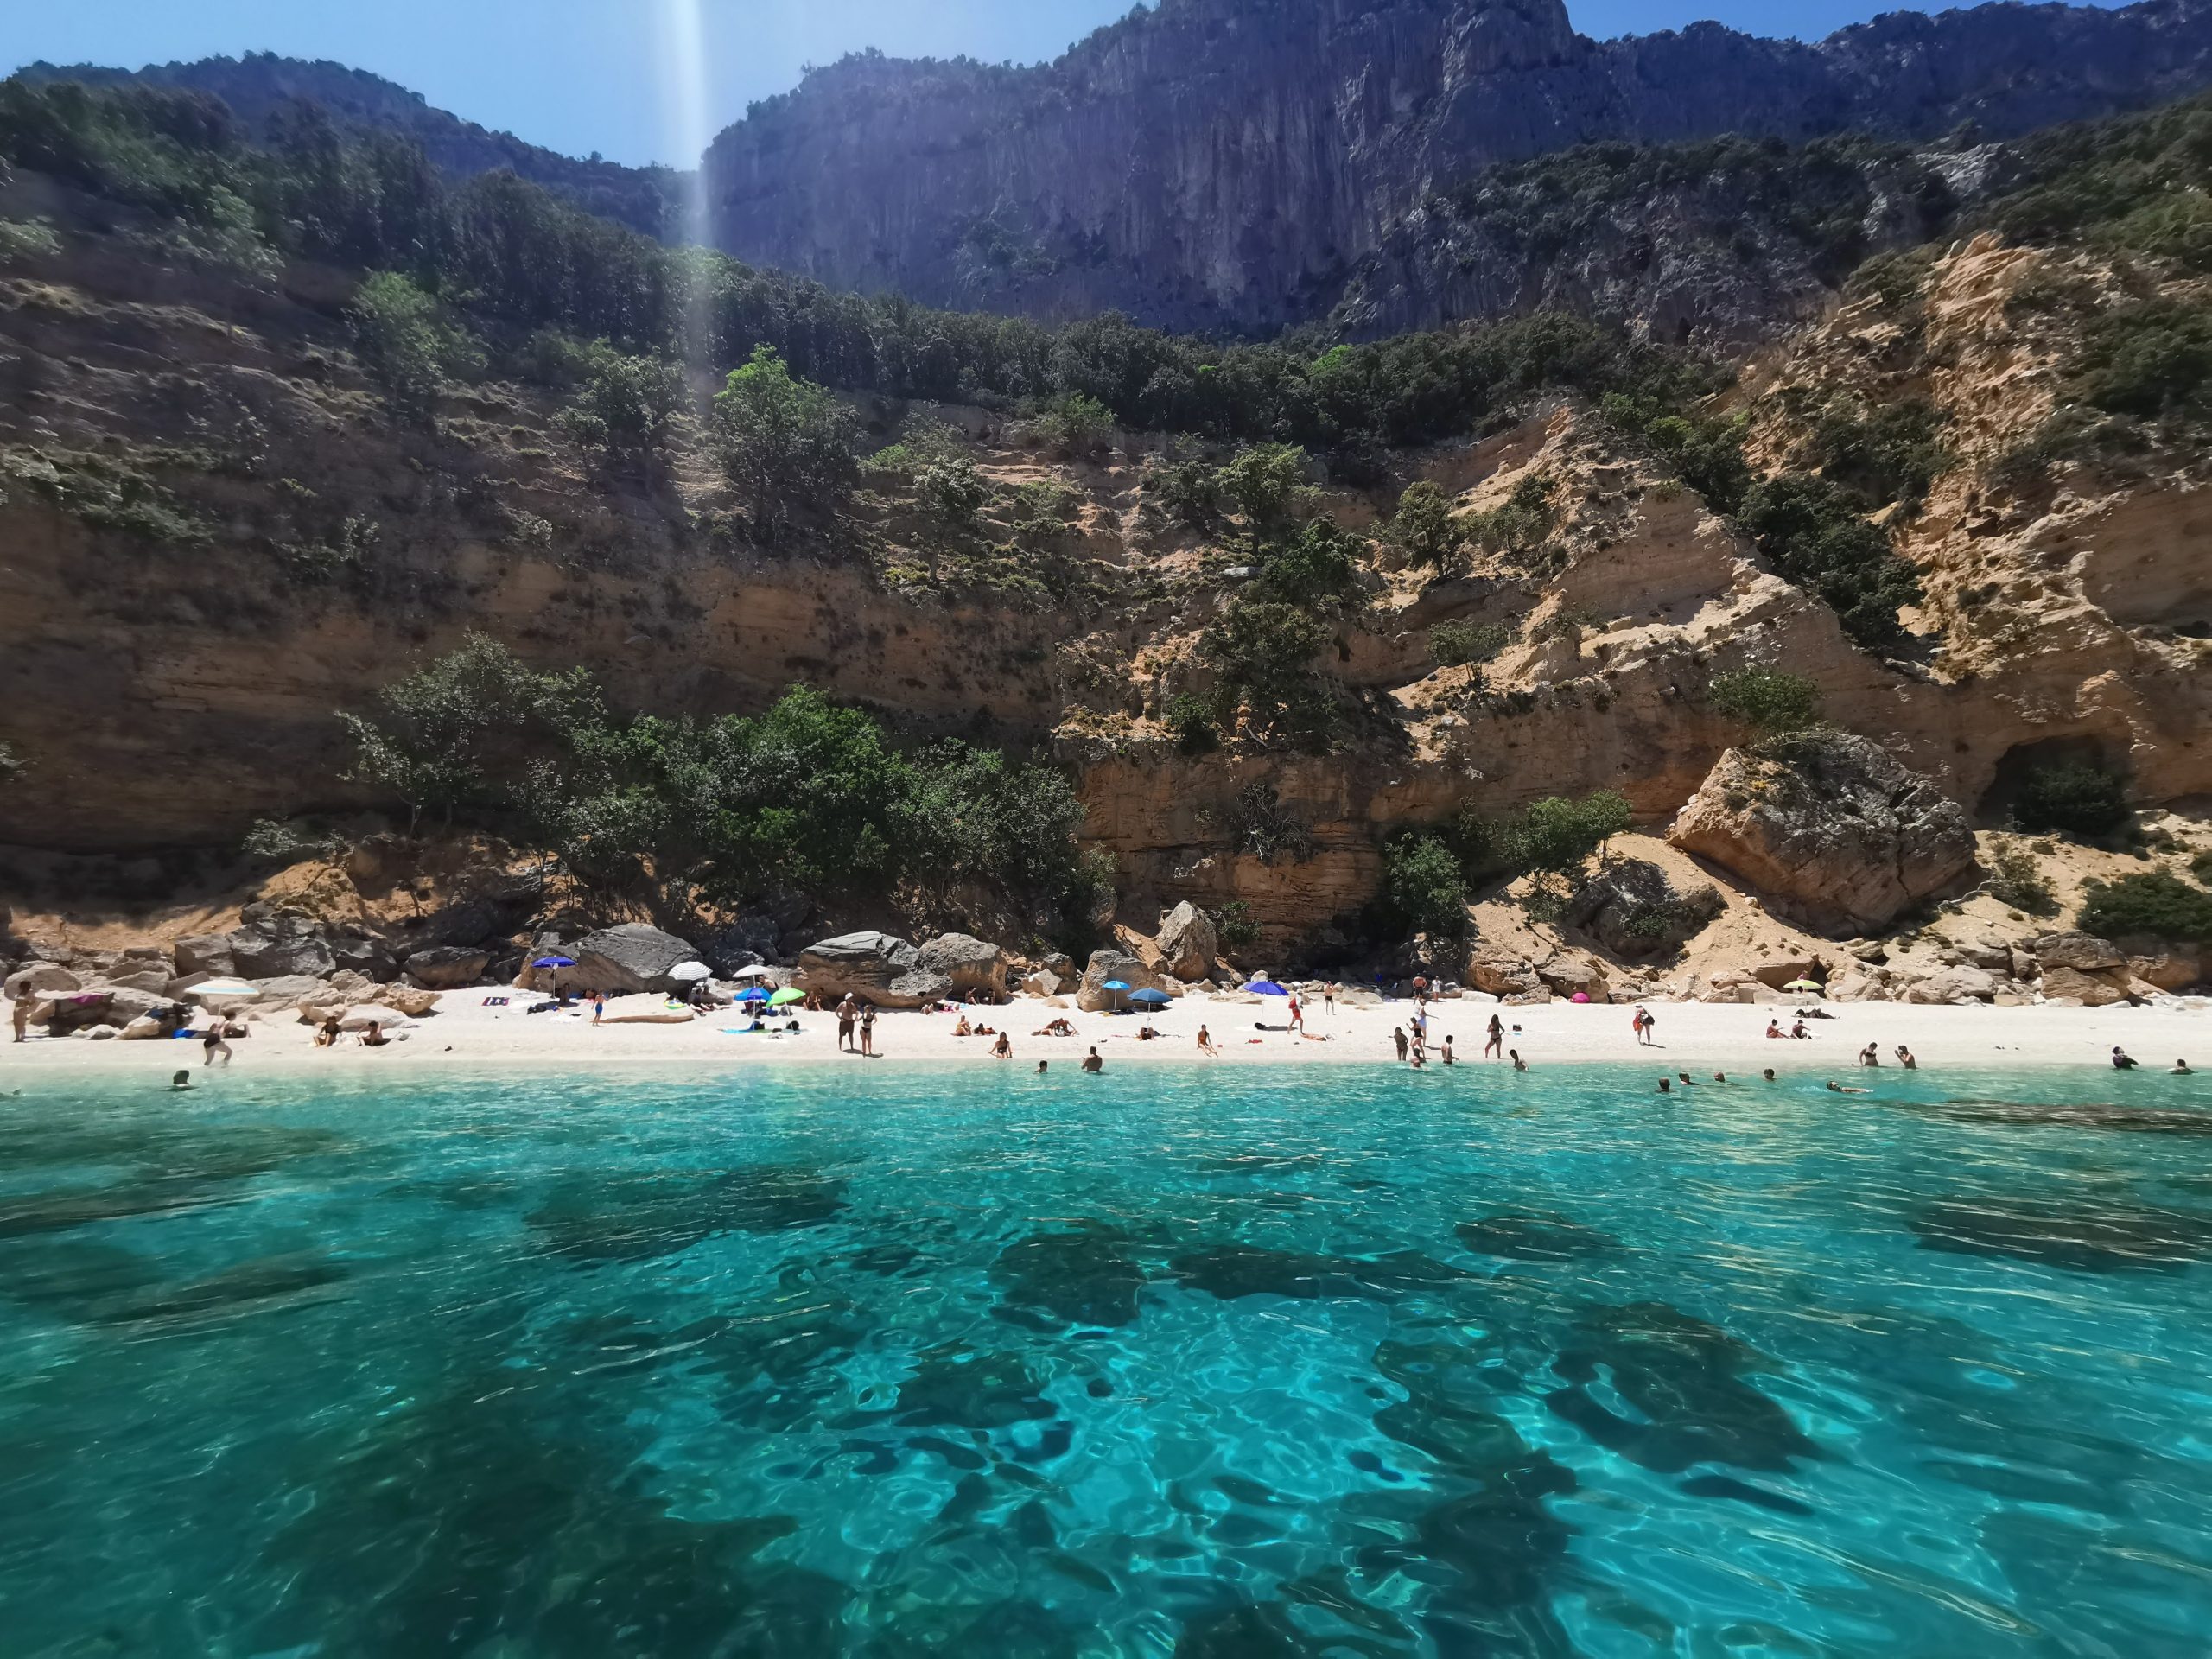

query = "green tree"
[558,340,687,477]
[1707,667,1822,735]
[711,346,859,545]
[1037,391,1114,455]
[1384,833,1471,939]
[1254,518,1362,609]
[347,270,481,423]
[1216,443,1314,545]
[913,454,990,557]
[337,632,601,830]
[1385,480,1466,571]
[1428,620,1512,669]
[1197,601,1334,747]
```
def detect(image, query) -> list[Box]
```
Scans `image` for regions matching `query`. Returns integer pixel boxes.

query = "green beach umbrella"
[1782,978,1824,993]
[767,987,805,1007]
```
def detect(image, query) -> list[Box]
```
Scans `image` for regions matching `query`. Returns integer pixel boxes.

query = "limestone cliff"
[702,0,2212,331]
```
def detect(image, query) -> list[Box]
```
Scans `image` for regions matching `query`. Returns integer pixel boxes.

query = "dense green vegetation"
[2077,871,2212,944]
[1428,620,1512,670]
[1383,480,1465,571]
[0,77,1733,457]
[711,346,861,544]
[1984,92,2212,271]
[1707,667,1821,735]
[1734,475,1922,652]
[2012,761,2132,837]
[1405,790,1637,922]
[340,637,1103,937]
[1381,835,1471,940]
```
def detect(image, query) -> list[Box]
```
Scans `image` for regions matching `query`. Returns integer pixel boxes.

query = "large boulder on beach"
[1076,949,1173,1013]
[1154,902,1220,981]
[796,931,951,1008]
[1668,734,1976,936]
[1464,944,1541,998]
[172,934,234,977]
[916,933,1007,997]
[226,907,337,980]
[2031,931,2126,973]
[563,924,697,995]
[5,961,79,1000]
[328,934,398,982]
[2038,964,2132,1007]
[404,945,490,988]
[1563,860,1723,959]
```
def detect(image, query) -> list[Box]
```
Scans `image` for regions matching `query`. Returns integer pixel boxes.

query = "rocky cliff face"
[702,0,2212,331]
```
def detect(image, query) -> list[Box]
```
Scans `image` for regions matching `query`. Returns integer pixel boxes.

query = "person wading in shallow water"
[1484,1014,1503,1059]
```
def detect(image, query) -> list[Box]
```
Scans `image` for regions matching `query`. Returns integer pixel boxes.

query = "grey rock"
[228,911,335,980]
[796,931,950,1008]
[2031,931,2126,973]
[5,961,79,999]
[173,933,235,977]
[1154,901,1220,982]
[328,935,398,982]
[251,976,326,1004]
[1669,734,1976,937]
[563,924,698,995]
[915,933,1007,996]
[1076,949,1172,1013]
[404,946,491,989]
[1563,859,1723,958]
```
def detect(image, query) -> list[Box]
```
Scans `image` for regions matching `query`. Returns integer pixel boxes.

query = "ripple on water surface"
[2,1062,2210,1656]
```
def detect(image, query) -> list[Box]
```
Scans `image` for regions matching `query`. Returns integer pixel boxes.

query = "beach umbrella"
[728,964,777,981]
[1244,979,1288,996]
[187,978,259,999]
[734,986,773,1003]
[668,962,713,982]
[1102,977,1130,1010]
[1782,978,1825,994]
[1570,991,1591,1004]
[1128,987,1172,1007]
[767,987,805,1007]
[532,955,575,969]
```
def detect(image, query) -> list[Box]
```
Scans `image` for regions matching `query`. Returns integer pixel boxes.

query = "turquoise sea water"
[3,1063,2212,1657]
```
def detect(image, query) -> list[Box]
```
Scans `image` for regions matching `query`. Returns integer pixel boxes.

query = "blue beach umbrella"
[533,955,575,969]
[734,986,773,1002]
[1128,988,1172,1007]
[1102,977,1130,1011]
[1244,979,1288,996]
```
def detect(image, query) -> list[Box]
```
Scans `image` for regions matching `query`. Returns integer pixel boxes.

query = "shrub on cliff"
[1707,667,1821,735]
[2077,872,2212,944]
[1385,480,1466,571]
[1195,601,1336,748]
[2012,761,2131,836]
[1734,473,1921,652]
[348,270,482,423]
[711,346,859,545]
[556,340,687,477]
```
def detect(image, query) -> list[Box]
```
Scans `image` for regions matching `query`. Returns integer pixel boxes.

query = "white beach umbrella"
[187,978,260,999]
[668,962,714,982]
[726,964,777,981]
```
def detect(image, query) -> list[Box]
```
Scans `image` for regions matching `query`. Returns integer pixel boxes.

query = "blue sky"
[6,1,2129,168]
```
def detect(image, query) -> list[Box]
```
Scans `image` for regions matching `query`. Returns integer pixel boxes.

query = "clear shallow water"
[3,1065,2212,1657]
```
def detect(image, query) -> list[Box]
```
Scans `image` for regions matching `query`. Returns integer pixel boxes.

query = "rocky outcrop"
[914,933,1008,998]
[1076,950,1173,1014]
[563,925,697,995]
[226,907,335,980]
[1563,860,1723,960]
[404,945,491,989]
[796,931,952,1008]
[1668,735,1978,936]
[1154,902,1220,982]
[701,0,2212,334]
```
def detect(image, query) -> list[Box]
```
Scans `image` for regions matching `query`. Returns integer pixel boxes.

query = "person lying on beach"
[991,1033,1012,1059]
[1033,1018,1076,1037]
[1137,1024,1164,1040]
[357,1022,391,1048]
[1826,1080,1866,1093]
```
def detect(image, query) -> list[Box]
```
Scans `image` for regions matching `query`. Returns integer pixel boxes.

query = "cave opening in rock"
[1976,736,2122,829]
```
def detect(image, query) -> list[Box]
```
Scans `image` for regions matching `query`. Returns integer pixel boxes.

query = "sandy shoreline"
[3,990,2205,1082]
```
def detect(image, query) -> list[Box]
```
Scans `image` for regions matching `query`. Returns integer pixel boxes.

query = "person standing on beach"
[1484,1014,1503,1059]
[1323,983,1337,1016]
[1633,1006,1655,1046]
[837,995,859,1052]
[201,1014,232,1067]
[10,989,28,1044]
[591,993,606,1026]
[1393,1027,1408,1062]
[860,1003,877,1057]
[1288,992,1304,1033]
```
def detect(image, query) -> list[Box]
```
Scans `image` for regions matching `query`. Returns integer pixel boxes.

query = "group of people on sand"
[835,994,878,1057]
